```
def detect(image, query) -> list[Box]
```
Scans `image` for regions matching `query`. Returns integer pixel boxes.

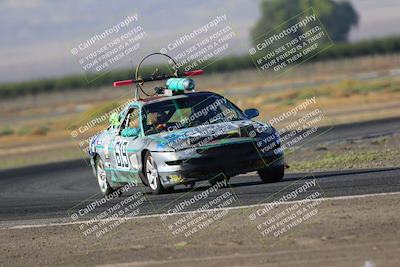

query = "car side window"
[119,107,141,135]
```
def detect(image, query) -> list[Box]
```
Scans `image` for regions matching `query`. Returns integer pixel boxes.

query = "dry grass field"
[1,53,400,169]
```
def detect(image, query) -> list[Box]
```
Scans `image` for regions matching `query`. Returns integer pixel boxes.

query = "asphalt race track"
[1,117,400,226]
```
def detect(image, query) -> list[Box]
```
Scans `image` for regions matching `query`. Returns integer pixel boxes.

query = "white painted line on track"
[2,191,400,230]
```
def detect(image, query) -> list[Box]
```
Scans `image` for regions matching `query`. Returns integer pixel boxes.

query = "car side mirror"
[121,128,140,137]
[244,108,259,119]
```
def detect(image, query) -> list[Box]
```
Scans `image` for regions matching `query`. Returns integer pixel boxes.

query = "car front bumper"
[151,140,284,187]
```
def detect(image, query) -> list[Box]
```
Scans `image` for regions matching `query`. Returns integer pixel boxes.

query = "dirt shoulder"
[1,193,399,267]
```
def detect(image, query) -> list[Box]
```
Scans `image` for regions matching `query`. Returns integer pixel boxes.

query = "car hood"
[150,120,274,151]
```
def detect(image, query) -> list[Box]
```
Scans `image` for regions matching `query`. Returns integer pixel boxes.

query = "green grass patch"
[263,77,400,108]
[289,149,397,172]
[0,127,14,136]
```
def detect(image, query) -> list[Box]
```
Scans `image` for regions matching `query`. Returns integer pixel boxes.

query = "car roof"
[128,91,218,108]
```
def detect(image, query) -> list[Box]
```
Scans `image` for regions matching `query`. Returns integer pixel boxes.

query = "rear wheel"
[144,152,170,194]
[96,157,122,197]
[257,165,285,183]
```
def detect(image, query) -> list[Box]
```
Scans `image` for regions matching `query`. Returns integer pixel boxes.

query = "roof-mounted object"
[112,52,203,100]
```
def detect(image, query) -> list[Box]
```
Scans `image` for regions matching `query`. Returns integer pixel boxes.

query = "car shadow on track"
[123,167,400,198]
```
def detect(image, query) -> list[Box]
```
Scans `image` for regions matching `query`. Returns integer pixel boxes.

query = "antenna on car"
[112,52,204,100]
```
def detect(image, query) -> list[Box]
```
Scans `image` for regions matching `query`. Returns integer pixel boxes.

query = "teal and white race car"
[88,53,284,195]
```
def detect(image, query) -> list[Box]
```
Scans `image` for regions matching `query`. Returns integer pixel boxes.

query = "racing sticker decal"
[114,140,130,170]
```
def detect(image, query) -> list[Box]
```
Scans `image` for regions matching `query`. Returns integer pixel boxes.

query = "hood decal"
[152,120,270,150]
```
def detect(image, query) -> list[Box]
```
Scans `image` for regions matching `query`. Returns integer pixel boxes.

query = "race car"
[88,53,284,195]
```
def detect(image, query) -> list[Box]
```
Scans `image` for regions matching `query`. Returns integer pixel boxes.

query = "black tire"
[95,157,122,197]
[257,165,285,183]
[143,151,169,194]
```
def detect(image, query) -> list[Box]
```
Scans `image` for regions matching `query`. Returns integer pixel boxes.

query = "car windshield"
[142,94,246,135]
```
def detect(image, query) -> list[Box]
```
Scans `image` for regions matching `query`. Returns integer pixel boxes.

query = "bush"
[0,127,14,136]
[30,125,50,135]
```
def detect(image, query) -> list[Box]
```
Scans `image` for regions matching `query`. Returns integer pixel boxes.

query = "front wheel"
[96,157,122,197]
[144,152,170,194]
[257,165,284,183]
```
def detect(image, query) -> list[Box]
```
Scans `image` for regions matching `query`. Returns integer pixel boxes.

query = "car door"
[108,106,143,184]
